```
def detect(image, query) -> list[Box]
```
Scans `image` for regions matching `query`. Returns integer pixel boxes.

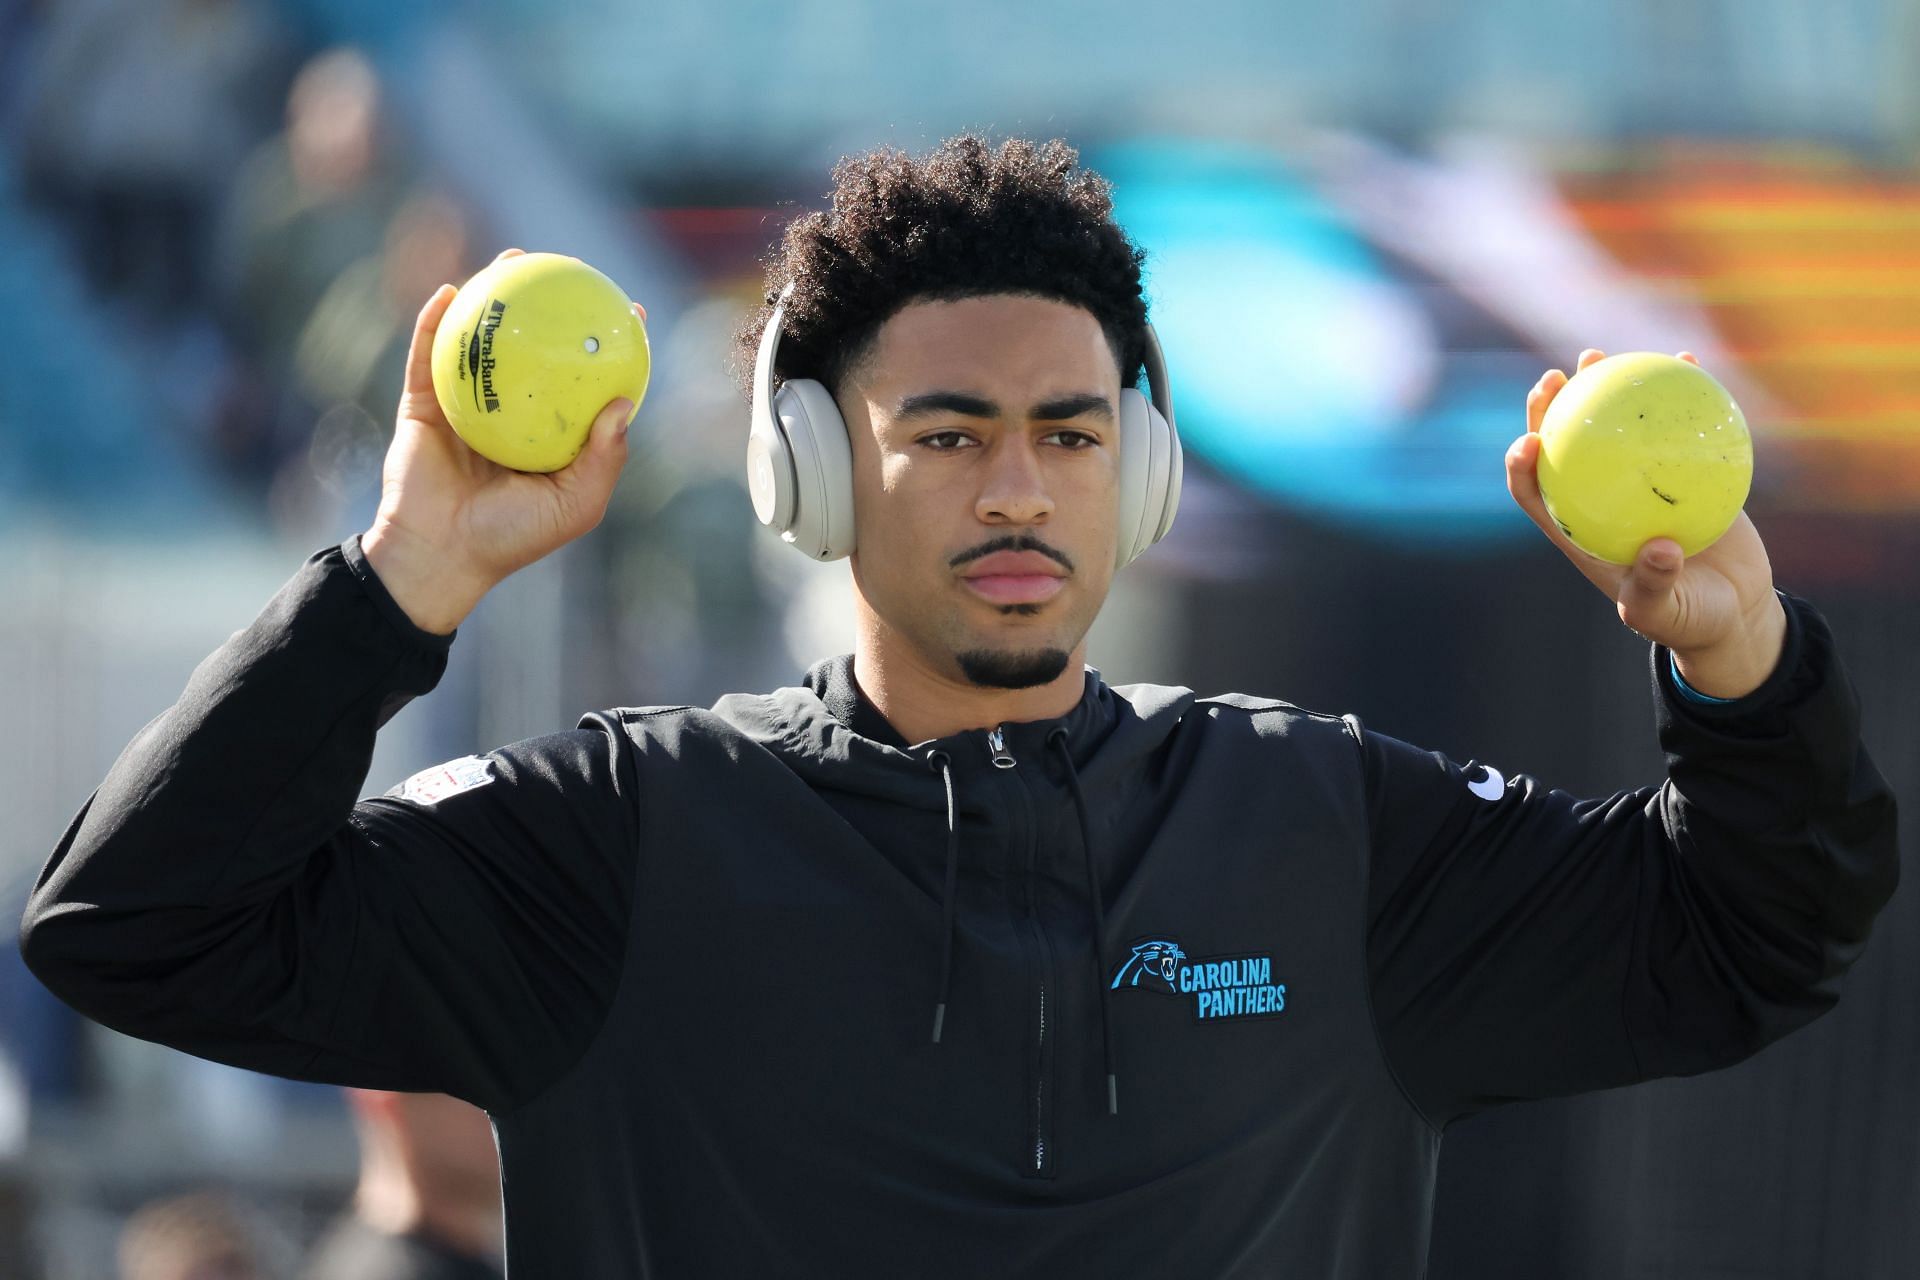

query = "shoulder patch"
[1465,763,1506,802]
[389,755,495,806]
[1197,691,1346,726]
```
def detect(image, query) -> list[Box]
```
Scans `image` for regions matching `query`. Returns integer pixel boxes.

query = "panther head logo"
[1110,939,1187,992]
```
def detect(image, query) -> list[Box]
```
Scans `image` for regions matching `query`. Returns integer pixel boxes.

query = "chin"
[953,645,1073,690]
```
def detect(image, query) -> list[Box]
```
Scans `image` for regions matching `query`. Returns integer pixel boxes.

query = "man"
[300,1089,503,1279]
[21,137,1898,1277]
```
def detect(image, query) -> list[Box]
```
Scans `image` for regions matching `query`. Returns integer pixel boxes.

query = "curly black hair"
[738,136,1149,397]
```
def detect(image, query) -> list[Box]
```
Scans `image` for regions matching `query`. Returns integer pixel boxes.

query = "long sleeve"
[1361,592,1898,1129]
[18,538,639,1114]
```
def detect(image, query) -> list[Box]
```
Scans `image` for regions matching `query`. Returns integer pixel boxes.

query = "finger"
[1577,348,1607,371]
[1616,538,1684,635]
[1504,432,1558,537]
[632,300,648,326]
[492,247,526,263]
[1526,368,1568,434]
[1505,430,1626,595]
[402,284,459,402]
[1503,431,1563,542]
[1677,351,1700,366]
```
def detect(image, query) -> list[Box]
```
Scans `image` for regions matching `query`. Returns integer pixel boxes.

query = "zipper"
[1034,982,1047,1171]
[987,727,1016,769]
[988,725,1055,1178]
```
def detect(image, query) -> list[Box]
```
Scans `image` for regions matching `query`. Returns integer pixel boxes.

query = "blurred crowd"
[3,0,784,698]
[115,1089,504,1280]
[2,5,517,1274]
[1,6,789,1272]
[9,0,486,536]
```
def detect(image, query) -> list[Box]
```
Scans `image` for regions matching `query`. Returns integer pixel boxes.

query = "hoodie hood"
[710,654,1199,1115]
[709,654,1196,800]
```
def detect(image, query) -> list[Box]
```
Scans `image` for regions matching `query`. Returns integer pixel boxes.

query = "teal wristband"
[1669,651,1738,705]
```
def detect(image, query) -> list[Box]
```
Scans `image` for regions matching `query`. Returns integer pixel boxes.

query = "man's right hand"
[361,248,640,635]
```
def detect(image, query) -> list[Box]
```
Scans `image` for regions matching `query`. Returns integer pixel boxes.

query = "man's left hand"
[1507,348,1788,700]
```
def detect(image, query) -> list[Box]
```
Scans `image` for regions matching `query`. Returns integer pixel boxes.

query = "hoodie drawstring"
[924,735,1119,1118]
[928,751,960,1045]
[1050,728,1118,1116]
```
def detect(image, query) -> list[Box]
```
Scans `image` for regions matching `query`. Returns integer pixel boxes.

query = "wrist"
[1670,591,1789,701]
[360,522,495,635]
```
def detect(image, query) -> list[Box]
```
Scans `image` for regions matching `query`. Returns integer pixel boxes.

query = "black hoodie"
[20,537,1899,1278]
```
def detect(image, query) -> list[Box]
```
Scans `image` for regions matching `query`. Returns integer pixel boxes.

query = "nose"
[974,437,1054,527]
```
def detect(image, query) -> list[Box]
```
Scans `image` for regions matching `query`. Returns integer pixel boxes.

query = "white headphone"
[747,283,1183,567]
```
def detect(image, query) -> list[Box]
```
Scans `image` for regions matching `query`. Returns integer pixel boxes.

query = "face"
[839,295,1122,689]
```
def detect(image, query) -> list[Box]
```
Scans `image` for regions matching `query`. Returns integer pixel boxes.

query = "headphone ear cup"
[1114,388,1180,568]
[1156,422,1183,544]
[746,411,795,532]
[1139,399,1172,562]
[1114,387,1152,569]
[773,379,856,561]
[1121,387,1175,568]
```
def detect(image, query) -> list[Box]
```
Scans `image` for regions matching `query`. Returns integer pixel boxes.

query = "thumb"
[1617,537,1683,632]
[554,396,634,503]
[594,395,636,456]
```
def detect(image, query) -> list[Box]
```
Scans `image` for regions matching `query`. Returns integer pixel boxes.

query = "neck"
[853,623,1088,746]
[355,1164,502,1262]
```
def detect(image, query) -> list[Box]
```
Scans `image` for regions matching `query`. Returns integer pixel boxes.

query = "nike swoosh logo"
[1467,764,1505,802]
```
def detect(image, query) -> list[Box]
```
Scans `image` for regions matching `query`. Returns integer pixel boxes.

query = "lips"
[960,551,1067,605]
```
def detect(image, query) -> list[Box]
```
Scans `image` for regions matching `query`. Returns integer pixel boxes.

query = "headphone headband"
[1138,322,1174,432]
[756,281,796,392]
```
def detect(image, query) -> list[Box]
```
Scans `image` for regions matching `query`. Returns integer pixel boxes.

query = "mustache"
[948,533,1075,575]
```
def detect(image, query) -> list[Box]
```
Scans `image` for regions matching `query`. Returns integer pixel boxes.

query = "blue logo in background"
[1110,935,1288,1022]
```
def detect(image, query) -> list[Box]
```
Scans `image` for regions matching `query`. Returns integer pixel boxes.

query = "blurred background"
[1,0,1917,1275]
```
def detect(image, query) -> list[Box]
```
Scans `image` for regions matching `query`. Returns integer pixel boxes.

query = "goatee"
[954,647,1072,690]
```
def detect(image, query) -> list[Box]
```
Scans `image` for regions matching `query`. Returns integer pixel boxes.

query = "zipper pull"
[987,726,1016,769]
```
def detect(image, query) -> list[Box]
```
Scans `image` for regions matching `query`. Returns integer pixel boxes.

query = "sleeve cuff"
[339,534,459,654]
[1653,588,1803,720]
[1669,653,1739,705]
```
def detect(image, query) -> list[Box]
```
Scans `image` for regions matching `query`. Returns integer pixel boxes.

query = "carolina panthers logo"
[1109,934,1290,1022]
[1111,940,1187,992]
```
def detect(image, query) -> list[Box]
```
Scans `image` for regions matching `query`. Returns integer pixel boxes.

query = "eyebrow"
[1033,392,1114,422]
[892,390,1114,422]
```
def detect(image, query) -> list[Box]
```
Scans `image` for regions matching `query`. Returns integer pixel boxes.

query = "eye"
[1046,430,1099,449]
[919,431,977,451]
